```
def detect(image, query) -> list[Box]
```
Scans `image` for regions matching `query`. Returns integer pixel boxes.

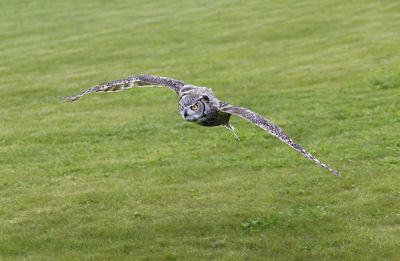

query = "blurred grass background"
[0,0,399,259]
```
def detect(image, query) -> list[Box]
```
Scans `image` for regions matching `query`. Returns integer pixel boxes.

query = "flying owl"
[60,74,340,177]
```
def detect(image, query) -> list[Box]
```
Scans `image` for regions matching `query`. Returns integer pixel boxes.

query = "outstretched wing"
[219,103,341,177]
[60,74,187,102]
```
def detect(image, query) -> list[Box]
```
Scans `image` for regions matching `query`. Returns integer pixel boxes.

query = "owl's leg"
[222,121,240,141]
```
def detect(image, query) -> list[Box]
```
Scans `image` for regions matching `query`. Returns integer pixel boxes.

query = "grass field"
[1,0,400,259]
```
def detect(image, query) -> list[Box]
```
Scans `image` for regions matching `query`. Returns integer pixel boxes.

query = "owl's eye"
[179,105,184,110]
[191,104,198,110]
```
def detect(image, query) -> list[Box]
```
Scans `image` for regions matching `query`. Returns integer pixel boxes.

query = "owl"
[60,74,340,177]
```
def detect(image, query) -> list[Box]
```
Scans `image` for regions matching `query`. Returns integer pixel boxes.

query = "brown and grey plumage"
[60,74,341,177]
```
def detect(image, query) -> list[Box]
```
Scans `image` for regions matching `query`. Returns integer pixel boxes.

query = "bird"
[60,74,341,177]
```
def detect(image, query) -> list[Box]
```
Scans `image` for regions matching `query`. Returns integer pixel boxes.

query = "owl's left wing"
[219,103,341,177]
[60,74,186,102]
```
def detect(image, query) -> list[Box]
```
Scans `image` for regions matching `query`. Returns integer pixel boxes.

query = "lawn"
[1,0,399,259]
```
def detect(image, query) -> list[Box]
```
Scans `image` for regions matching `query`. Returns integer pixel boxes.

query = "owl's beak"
[183,110,188,118]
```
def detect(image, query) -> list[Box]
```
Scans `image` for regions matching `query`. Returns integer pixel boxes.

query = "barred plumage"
[60,74,341,177]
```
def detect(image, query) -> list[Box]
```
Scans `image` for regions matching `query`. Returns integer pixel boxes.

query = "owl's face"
[178,95,206,122]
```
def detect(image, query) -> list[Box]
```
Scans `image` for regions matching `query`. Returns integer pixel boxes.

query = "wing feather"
[59,74,186,102]
[220,103,341,177]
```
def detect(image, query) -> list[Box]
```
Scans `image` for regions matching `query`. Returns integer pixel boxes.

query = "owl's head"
[178,94,209,122]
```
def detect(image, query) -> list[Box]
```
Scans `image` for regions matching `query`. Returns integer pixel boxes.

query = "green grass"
[1,0,400,259]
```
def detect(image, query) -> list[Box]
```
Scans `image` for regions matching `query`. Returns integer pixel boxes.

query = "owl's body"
[178,85,232,127]
[60,74,340,177]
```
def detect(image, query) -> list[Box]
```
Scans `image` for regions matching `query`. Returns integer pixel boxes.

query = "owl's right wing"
[219,102,341,177]
[60,74,187,102]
